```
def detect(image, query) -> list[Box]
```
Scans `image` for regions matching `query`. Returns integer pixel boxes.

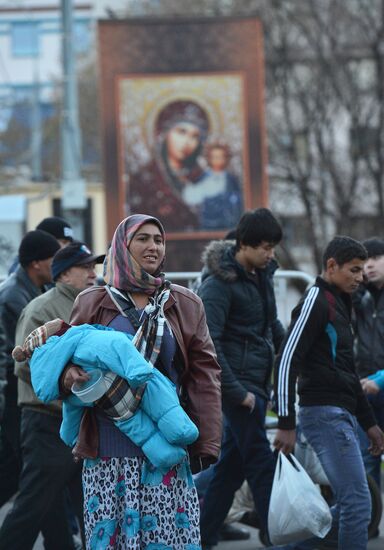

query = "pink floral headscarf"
[103,214,166,294]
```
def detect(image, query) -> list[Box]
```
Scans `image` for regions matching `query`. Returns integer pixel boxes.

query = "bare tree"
[116,0,384,271]
[262,0,384,270]
[2,0,382,271]
[0,56,100,184]
[0,101,31,170]
[77,56,102,181]
[0,235,14,273]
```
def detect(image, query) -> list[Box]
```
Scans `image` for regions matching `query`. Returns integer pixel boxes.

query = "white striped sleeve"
[277,286,320,418]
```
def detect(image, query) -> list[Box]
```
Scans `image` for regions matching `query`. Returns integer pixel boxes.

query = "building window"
[11,22,39,57]
[350,126,379,157]
[347,216,383,240]
[74,21,91,53]
[53,198,93,249]
[279,215,312,247]
[277,130,309,163]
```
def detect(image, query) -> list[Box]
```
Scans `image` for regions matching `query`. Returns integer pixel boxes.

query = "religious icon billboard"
[118,73,247,235]
[99,17,268,268]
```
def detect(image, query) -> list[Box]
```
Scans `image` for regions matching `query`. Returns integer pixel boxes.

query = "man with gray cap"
[0,230,60,508]
[0,241,105,550]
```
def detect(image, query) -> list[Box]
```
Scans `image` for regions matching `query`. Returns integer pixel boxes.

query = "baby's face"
[208,148,228,171]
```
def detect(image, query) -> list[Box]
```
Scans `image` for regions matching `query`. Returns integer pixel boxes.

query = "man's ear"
[326,257,337,273]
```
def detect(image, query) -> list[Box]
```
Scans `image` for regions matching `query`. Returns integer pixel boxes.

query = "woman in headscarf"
[61,214,222,550]
[128,101,210,232]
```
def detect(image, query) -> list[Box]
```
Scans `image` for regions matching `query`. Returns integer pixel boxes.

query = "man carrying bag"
[274,236,384,550]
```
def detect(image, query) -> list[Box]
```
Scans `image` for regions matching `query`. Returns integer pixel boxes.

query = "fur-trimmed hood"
[201,240,278,283]
[201,240,237,283]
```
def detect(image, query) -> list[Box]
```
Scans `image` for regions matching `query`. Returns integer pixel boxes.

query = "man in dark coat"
[353,237,384,528]
[8,216,74,275]
[198,208,285,549]
[0,230,60,507]
[0,241,104,550]
[274,236,384,550]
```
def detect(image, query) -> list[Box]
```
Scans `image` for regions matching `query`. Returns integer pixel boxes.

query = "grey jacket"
[15,282,82,414]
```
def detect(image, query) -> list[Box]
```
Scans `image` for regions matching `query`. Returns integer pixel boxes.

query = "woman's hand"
[361,378,380,395]
[62,365,89,391]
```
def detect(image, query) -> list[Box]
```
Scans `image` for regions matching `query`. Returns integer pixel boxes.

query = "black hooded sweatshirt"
[275,276,375,431]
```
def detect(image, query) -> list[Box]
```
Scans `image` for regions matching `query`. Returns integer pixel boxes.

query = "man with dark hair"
[198,208,285,549]
[0,241,104,550]
[274,235,384,550]
[235,208,283,250]
[0,230,60,507]
[353,237,384,499]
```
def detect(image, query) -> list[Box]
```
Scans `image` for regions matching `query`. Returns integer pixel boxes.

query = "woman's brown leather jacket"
[70,283,222,466]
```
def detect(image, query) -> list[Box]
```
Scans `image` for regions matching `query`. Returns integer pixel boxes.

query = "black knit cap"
[362,237,384,258]
[36,216,74,241]
[19,230,61,267]
[52,241,105,281]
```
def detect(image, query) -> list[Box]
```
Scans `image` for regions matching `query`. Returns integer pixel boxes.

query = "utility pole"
[30,69,42,181]
[60,0,86,239]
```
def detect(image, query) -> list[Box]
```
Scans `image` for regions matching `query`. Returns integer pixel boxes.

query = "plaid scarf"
[103,214,166,294]
[108,283,171,367]
[95,372,146,421]
[100,282,172,421]
[131,285,171,366]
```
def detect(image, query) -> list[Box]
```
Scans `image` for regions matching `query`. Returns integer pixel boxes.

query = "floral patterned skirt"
[83,457,201,550]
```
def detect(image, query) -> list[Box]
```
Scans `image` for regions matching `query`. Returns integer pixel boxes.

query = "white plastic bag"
[268,452,332,545]
[294,432,329,486]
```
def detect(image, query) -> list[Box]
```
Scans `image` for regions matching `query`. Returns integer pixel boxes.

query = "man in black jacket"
[8,216,74,275]
[198,208,285,550]
[0,320,6,421]
[274,236,384,550]
[354,237,384,493]
[0,242,104,550]
[0,230,60,508]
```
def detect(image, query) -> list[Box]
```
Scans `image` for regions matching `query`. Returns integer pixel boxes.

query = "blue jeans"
[357,391,384,488]
[199,394,276,546]
[294,406,371,550]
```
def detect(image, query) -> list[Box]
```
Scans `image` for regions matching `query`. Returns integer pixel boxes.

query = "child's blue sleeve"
[368,370,384,391]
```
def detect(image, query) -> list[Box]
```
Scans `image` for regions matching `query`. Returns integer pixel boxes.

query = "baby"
[13,319,198,470]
